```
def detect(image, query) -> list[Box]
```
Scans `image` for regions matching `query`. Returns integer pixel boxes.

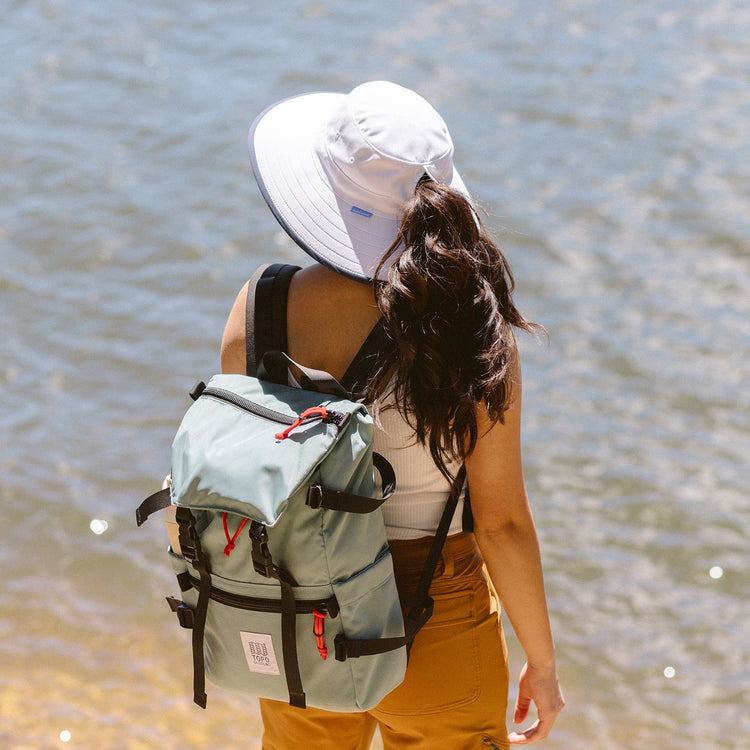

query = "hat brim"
[249,91,469,283]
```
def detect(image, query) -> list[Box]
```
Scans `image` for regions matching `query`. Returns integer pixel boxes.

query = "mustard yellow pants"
[259,533,510,750]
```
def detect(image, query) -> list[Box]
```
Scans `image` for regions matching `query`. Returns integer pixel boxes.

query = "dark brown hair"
[373,176,539,479]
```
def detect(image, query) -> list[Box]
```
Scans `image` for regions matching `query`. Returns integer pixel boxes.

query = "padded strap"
[244,264,271,377]
[246,263,301,379]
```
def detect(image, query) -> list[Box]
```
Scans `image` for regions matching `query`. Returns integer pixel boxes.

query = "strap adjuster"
[406,597,434,632]
[166,596,195,629]
[249,521,275,578]
[334,634,348,662]
[306,485,324,509]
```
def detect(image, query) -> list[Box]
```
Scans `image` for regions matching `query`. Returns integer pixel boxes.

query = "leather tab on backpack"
[189,380,207,401]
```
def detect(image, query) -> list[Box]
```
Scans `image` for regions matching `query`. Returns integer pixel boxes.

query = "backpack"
[136,263,464,712]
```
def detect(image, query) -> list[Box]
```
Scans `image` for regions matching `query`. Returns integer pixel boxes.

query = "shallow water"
[2,0,749,748]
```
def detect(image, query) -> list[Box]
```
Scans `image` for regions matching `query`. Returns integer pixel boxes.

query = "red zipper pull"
[313,607,327,660]
[275,406,328,440]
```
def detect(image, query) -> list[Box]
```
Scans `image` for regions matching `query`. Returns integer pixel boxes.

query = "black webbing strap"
[334,465,467,662]
[246,263,301,380]
[248,521,306,708]
[175,507,210,709]
[190,557,211,709]
[260,350,350,399]
[278,576,306,708]
[340,319,391,401]
[306,452,396,512]
[461,484,474,532]
[244,263,269,377]
[135,486,171,526]
[406,464,467,626]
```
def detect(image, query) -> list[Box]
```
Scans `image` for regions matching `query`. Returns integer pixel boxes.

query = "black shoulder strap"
[245,263,301,380]
[340,319,392,401]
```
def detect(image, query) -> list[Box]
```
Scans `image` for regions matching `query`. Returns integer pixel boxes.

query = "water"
[2,0,749,747]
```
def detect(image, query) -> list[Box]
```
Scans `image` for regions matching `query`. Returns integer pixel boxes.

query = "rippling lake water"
[2,1,749,748]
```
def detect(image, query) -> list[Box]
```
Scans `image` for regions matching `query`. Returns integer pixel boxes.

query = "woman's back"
[285,264,381,382]
[220,263,379,381]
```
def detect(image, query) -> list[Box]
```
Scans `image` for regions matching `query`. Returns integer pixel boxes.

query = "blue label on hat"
[350,206,373,218]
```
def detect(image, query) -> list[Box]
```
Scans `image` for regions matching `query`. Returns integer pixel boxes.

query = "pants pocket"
[376,590,481,715]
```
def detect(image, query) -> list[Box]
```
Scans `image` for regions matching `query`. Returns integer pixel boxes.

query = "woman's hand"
[507,661,565,744]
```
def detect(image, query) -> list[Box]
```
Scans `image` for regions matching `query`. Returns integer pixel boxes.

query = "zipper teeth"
[189,576,327,613]
[201,387,296,425]
[202,386,349,430]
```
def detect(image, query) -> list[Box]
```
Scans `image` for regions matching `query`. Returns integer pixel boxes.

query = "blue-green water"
[2,1,748,748]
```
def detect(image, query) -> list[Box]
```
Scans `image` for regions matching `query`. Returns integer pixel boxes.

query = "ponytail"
[373,176,539,479]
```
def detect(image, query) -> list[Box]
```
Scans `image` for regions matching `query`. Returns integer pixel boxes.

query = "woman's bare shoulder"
[220,280,250,375]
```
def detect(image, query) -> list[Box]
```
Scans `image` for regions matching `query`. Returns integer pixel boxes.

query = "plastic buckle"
[334,634,348,662]
[175,507,201,563]
[249,521,275,578]
[175,604,195,629]
[306,485,324,509]
[253,556,275,578]
[407,597,434,630]
[166,596,195,629]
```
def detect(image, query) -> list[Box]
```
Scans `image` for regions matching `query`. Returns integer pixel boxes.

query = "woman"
[221,81,564,749]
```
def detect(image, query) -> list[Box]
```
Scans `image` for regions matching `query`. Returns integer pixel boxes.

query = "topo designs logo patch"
[240,632,280,675]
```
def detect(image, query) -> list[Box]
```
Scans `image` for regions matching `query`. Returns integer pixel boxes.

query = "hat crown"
[318,82,455,217]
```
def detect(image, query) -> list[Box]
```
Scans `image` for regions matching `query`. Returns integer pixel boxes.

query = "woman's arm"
[465,356,564,744]
[220,282,250,375]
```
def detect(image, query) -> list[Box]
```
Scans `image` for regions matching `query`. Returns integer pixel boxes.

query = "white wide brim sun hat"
[249,81,471,282]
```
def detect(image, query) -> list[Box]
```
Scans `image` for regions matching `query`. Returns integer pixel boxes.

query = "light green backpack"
[136,264,461,712]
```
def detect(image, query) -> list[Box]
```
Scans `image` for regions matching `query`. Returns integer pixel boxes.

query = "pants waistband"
[387,533,483,601]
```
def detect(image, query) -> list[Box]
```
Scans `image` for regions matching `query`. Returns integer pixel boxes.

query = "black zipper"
[201,386,350,430]
[188,574,338,616]
[201,387,295,425]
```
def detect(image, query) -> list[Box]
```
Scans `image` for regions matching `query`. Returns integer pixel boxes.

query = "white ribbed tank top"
[288,372,464,540]
[373,401,465,541]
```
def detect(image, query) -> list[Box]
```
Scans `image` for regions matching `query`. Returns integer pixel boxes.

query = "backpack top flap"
[169,373,373,526]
